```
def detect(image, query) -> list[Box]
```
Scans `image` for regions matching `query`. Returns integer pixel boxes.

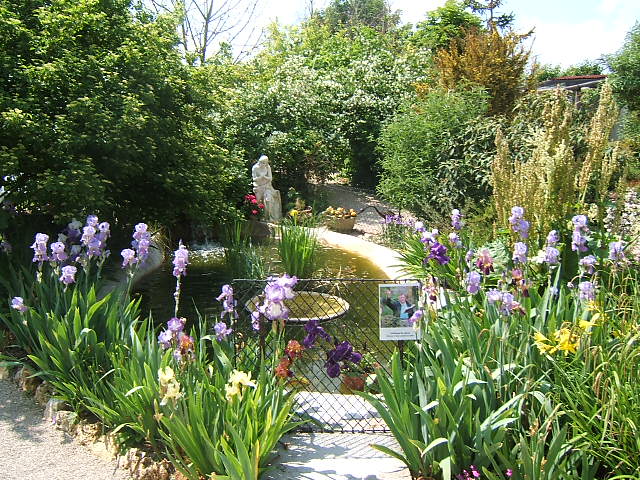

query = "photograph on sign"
[379,282,421,341]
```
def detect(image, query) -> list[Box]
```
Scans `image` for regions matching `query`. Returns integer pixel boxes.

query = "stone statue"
[251,155,282,221]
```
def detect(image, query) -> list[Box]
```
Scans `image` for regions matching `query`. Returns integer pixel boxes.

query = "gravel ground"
[0,379,130,480]
[314,182,415,239]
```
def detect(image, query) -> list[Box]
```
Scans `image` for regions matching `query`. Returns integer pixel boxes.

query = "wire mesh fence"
[232,277,420,433]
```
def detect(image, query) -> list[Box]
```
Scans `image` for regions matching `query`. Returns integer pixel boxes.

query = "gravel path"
[0,379,129,480]
[314,182,415,239]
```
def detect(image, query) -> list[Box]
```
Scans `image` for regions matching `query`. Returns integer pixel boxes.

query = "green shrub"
[378,87,490,219]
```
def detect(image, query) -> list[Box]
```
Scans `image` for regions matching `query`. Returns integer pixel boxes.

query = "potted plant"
[339,352,380,394]
[324,206,358,232]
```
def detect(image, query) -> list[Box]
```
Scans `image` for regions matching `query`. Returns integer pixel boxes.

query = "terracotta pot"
[327,216,356,232]
[339,374,366,394]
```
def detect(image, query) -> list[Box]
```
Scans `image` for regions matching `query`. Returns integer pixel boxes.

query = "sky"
[253,0,640,68]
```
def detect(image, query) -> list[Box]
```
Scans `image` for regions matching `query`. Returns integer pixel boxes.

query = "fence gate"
[232,278,420,433]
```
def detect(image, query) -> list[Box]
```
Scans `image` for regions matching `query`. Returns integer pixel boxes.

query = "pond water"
[134,242,387,323]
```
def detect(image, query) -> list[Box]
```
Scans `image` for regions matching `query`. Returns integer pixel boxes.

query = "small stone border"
[0,364,173,480]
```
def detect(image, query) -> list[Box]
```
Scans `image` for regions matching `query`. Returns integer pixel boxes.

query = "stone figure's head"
[258,155,269,165]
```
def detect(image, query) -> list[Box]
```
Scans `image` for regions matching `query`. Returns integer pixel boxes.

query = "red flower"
[251,198,257,204]
[258,203,265,209]
[252,210,258,215]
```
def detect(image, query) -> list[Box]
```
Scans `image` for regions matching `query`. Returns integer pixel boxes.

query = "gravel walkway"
[0,379,129,480]
[314,182,415,239]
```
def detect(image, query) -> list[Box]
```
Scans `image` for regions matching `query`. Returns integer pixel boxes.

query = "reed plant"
[220,220,266,279]
[277,217,321,278]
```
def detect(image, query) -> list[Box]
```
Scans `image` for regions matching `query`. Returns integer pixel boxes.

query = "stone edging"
[0,364,173,480]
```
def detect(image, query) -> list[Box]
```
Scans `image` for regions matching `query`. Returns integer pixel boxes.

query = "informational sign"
[379,282,421,341]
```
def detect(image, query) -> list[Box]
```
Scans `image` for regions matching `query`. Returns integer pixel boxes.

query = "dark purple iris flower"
[325,341,362,378]
[428,242,450,265]
[302,319,331,348]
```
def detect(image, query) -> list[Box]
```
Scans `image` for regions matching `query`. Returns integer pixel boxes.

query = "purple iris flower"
[579,255,597,274]
[325,341,362,378]
[546,230,559,247]
[486,289,502,304]
[50,241,68,262]
[121,248,137,268]
[512,242,528,264]
[466,271,481,294]
[158,330,173,349]
[578,281,596,301]
[172,244,189,277]
[544,246,560,265]
[609,241,625,263]
[451,209,463,231]
[414,221,425,233]
[428,242,450,265]
[448,232,462,248]
[31,233,49,263]
[59,265,77,285]
[509,206,529,239]
[11,297,28,313]
[302,319,331,348]
[86,215,99,227]
[408,309,423,325]
[81,226,96,246]
[213,321,232,341]
[167,316,185,333]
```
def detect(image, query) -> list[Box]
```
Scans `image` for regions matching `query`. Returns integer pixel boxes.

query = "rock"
[0,365,13,380]
[34,381,53,405]
[14,366,40,393]
[53,410,77,434]
[44,398,67,422]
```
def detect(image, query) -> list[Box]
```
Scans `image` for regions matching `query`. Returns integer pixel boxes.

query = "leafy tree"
[412,0,483,51]
[608,22,640,111]
[378,87,491,218]
[316,0,401,33]
[233,22,428,187]
[536,60,604,82]
[464,0,514,31]
[435,28,534,115]
[0,0,245,230]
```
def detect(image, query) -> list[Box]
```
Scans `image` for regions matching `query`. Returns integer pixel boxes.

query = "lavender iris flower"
[167,317,185,333]
[11,297,28,313]
[408,310,423,325]
[172,244,189,277]
[451,208,463,231]
[512,242,528,264]
[213,321,232,341]
[158,330,173,349]
[121,248,137,268]
[81,226,96,246]
[466,271,482,294]
[448,232,462,248]
[579,255,597,274]
[546,230,559,247]
[50,241,68,262]
[578,281,596,301]
[86,215,99,227]
[544,246,560,265]
[31,233,49,263]
[509,206,529,239]
[571,215,589,252]
[609,241,625,263]
[59,265,77,285]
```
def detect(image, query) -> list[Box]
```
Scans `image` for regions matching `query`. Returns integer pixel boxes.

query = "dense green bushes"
[0,0,246,229]
[378,87,491,219]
